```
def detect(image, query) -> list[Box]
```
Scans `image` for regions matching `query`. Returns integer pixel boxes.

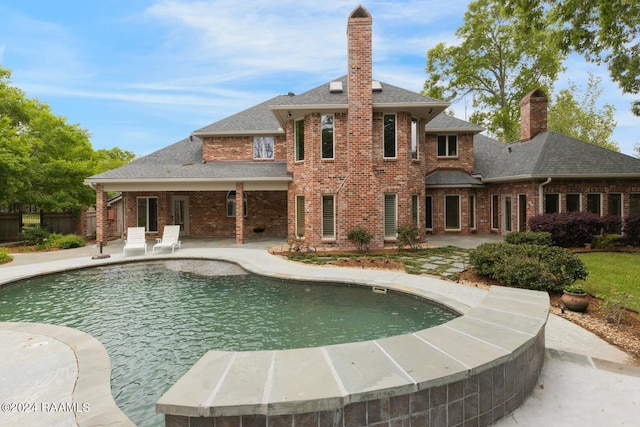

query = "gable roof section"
[193,95,290,136]
[269,75,449,126]
[85,136,290,191]
[474,131,640,181]
[426,114,484,133]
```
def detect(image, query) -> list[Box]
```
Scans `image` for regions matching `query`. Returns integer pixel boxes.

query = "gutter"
[538,177,552,214]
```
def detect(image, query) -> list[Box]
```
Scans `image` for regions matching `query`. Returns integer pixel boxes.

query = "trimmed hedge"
[528,211,605,247]
[48,234,85,249]
[504,231,553,246]
[623,214,640,246]
[469,242,588,292]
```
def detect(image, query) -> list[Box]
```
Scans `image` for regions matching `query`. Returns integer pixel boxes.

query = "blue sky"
[1,0,637,157]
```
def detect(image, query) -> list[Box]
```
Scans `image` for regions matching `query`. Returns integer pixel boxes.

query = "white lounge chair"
[152,225,182,254]
[123,227,147,256]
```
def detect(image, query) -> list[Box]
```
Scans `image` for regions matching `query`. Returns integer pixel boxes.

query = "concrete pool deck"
[1,236,639,426]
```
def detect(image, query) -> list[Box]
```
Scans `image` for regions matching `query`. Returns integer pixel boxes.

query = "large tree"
[0,67,134,211]
[502,0,640,116]
[548,74,618,151]
[423,0,565,142]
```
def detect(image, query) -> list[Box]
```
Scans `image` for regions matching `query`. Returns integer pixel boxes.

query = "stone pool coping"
[0,322,135,427]
[156,285,549,422]
[0,247,549,426]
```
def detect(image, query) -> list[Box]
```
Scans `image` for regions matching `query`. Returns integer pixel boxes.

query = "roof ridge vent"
[372,80,382,92]
[329,81,344,93]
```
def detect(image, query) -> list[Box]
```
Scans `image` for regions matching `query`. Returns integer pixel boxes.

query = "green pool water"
[0,260,458,426]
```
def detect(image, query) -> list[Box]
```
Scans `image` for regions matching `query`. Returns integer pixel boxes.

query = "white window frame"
[383,114,397,159]
[295,195,305,238]
[384,193,397,238]
[491,194,499,230]
[425,195,433,230]
[587,193,602,215]
[321,114,335,160]
[295,119,305,162]
[444,195,461,231]
[545,193,561,214]
[469,194,476,230]
[411,194,419,227]
[411,117,418,160]
[566,193,581,212]
[136,196,158,232]
[253,136,275,159]
[227,191,247,217]
[437,134,458,157]
[322,194,336,239]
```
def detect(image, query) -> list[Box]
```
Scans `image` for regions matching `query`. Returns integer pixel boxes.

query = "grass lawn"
[576,252,640,312]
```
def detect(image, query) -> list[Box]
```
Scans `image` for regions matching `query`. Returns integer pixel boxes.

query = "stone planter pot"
[561,291,589,312]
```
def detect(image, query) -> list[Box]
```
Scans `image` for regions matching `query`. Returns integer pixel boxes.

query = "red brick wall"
[202,135,287,162]
[425,132,475,175]
[123,191,287,239]
[520,89,548,142]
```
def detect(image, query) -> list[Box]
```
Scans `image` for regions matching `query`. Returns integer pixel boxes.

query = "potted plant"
[561,284,589,312]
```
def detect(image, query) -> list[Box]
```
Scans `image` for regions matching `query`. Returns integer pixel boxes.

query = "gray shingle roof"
[474,131,640,180]
[88,137,289,181]
[193,95,289,135]
[426,114,484,133]
[425,170,484,187]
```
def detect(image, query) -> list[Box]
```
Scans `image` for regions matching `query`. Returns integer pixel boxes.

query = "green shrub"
[504,231,553,246]
[592,233,621,249]
[19,227,50,246]
[396,224,424,251]
[469,242,588,292]
[48,234,85,249]
[346,226,374,252]
[0,248,13,264]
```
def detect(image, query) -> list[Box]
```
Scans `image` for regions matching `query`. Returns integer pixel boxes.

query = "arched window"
[227,191,247,217]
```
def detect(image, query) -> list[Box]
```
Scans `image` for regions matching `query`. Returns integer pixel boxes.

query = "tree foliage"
[0,67,134,211]
[502,0,640,116]
[548,74,618,151]
[423,0,565,142]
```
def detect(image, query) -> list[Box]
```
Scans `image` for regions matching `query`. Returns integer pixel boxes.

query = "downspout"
[538,177,552,214]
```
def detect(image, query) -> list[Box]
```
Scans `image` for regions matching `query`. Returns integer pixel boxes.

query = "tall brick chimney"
[520,88,548,142]
[347,5,373,154]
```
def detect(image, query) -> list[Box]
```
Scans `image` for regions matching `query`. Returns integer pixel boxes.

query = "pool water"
[0,260,457,426]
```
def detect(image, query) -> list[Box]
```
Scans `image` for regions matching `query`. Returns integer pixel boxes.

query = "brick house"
[85,5,640,249]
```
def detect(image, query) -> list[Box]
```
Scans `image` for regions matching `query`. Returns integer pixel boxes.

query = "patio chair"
[123,227,147,256]
[152,225,182,254]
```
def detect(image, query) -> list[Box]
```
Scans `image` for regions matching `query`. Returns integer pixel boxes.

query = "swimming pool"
[0,260,457,426]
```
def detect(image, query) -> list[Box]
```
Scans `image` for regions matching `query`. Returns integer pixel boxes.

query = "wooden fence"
[0,210,97,242]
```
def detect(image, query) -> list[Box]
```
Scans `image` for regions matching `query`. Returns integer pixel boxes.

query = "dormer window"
[253,136,274,159]
[437,134,457,157]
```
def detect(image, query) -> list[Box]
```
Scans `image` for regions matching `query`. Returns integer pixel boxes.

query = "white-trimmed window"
[411,194,419,227]
[437,135,457,157]
[295,119,305,161]
[295,195,305,237]
[469,195,476,229]
[227,191,247,217]
[253,136,274,159]
[384,193,397,238]
[425,196,433,230]
[321,115,334,159]
[587,193,602,215]
[411,118,418,160]
[491,195,499,230]
[137,197,158,232]
[383,114,397,158]
[445,195,461,230]
[545,193,560,213]
[608,193,622,217]
[566,193,581,212]
[631,193,640,215]
[322,194,335,239]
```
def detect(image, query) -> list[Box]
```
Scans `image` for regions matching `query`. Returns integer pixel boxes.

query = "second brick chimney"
[520,88,548,142]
